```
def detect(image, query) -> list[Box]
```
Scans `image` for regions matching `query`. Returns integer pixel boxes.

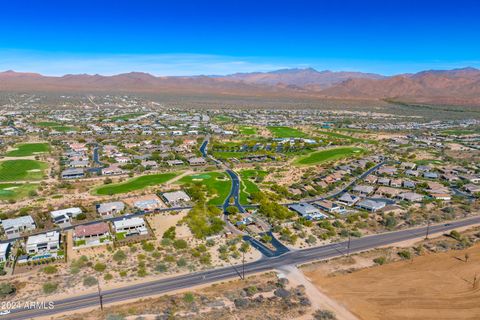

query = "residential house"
[464,184,480,194]
[1,215,36,237]
[356,199,386,212]
[141,160,158,168]
[26,231,60,254]
[288,203,328,220]
[460,175,480,184]
[61,168,85,179]
[50,207,82,224]
[390,179,402,188]
[352,185,375,196]
[377,177,390,186]
[423,171,439,179]
[113,217,148,237]
[397,192,424,202]
[337,193,360,206]
[378,166,397,176]
[167,159,184,166]
[405,170,419,177]
[403,180,416,189]
[188,157,207,166]
[96,201,125,217]
[430,193,452,201]
[161,190,191,206]
[314,200,345,214]
[102,164,125,176]
[364,175,378,184]
[0,242,10,262]
[73,222,111,247]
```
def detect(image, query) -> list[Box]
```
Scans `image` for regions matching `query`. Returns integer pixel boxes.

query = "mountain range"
[1,67,480,106]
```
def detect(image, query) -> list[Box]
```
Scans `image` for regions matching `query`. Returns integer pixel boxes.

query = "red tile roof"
[74,222,109,238]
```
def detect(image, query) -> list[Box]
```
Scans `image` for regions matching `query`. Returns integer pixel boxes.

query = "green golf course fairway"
[5,143,50,157]
[295,147,365,166]
[95,172,180,195]
[36,122,77,132]
[0,183,38,200]
[176,171,231,205]
[239,126,257,135]
[239,169,268,205]
[0,160,48,181]
[268,126,306,138]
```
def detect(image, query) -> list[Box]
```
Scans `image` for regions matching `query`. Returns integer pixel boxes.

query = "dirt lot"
[303,243,480,320]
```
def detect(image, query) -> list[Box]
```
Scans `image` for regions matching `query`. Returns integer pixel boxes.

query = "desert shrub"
[314,309,337,320]
[113,250,127,262]
[43,265,58,274]
[398,250,411,260]
[373,256,386,265]
[93,262,107,272]
[83,276,98,287]
[43,282,58,294]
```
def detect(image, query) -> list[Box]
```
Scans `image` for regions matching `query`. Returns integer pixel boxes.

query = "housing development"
[0,92,478,320]
[1,1,480,319]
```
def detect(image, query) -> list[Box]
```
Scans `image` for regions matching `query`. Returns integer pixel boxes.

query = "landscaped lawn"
[295,147,365,166]
[0,183,38,200]
[239,126,257,135]
[268,126,307,138]
[5,143,51,157]
[36,122,77,132]
[176,172,231,206]
[0,160,47,181]
[95,172,180,195]
[239,169,268,205]
[213,115,232,123]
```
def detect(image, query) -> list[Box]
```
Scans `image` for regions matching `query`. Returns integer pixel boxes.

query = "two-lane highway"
[5,215,480,320]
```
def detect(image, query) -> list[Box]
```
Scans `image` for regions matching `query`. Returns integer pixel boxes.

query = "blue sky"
[1,0,479,75]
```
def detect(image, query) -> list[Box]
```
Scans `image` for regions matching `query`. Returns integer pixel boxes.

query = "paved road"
[5,215,480,320]
[199,139,209,158]
[87,143,107,174]
[223,169,245,213]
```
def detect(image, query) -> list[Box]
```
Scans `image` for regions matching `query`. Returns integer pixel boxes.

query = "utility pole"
[425,214,431,240]
[97,279,103,311]
[347,232,351,256]
[242,251,245,280]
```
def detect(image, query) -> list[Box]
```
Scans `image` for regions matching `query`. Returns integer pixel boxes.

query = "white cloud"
[0,51,294,76]
[0,50,478,76]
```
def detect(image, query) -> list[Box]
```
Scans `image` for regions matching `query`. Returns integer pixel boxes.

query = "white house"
[50,207,82,224]
[1,215,36,237]
[26,231,60,254]
[314,200,346,214]
[97,201,125,217]
[0,242,10,262]
[113,217,148,237]
[288,203,328,220]
[356,199,386,212]
[161,190,191,206]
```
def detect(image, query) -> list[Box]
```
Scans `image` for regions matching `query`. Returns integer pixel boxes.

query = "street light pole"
[97,279,103,311]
